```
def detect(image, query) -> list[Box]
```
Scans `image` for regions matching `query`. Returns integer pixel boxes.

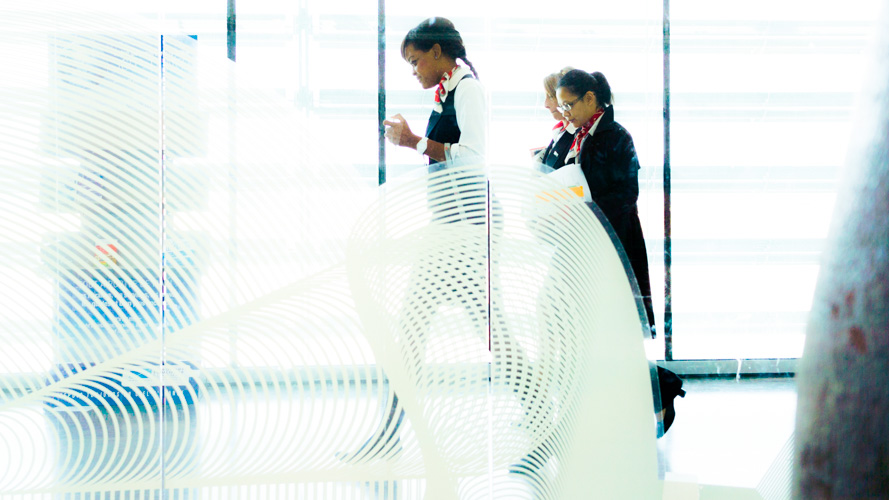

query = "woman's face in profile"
[403,44,442,90]
[544,93,564,121]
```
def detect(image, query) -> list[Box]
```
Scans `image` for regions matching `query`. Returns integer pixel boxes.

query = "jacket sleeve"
[583,128,640,219]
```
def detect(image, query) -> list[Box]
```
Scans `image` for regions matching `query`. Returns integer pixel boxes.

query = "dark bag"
[656,365,685,436]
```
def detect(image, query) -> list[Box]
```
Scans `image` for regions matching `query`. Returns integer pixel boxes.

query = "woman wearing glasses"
[556,70,684,434]
[534,66,576,169]
[556,69,653,332]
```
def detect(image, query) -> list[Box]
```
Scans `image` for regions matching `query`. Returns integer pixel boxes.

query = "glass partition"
[2,0,665,496]
[1,4,168,493]
[1,1,379,496]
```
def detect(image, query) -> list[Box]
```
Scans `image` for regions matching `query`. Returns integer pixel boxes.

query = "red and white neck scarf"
[433,65,463,113]
[564,108,605,163]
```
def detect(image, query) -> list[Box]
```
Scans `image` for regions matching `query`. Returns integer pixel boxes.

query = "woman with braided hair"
[384,17,486,168]
[339,17,495,464]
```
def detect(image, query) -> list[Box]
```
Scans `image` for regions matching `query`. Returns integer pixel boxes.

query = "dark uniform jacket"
[568,105,654,328]
[543,127,576,170]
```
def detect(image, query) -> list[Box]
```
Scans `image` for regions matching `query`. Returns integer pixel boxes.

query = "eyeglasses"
[557,97,582,114]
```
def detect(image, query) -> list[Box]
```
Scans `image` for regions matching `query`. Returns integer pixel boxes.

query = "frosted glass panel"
[1,4,167,494]
[1,1,665,498]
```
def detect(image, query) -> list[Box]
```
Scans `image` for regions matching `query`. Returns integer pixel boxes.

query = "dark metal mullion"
[663,0,673,360]
[377,0,386,185]
[227,0,236,62]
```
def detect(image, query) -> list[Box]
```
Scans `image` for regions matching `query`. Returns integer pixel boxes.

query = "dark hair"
[401,17,479,79]
[557,69,613,107]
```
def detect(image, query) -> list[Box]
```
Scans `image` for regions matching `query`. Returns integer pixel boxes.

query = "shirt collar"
[433,65,470,113]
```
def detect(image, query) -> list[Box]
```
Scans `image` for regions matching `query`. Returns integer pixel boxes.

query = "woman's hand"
[383,114,420,149]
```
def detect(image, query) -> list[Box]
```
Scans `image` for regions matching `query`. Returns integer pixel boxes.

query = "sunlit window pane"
[670,0,881,359]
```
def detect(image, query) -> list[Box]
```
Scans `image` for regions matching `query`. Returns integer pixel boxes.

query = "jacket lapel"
[580,105,616,156]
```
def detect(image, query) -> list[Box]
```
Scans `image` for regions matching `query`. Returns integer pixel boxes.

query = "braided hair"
[557,70,614,108]
[401,17,479,79]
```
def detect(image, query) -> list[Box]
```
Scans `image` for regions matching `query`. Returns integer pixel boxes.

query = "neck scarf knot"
[571,108,605,156]
[565,109,605,162]
[433,65,460,113]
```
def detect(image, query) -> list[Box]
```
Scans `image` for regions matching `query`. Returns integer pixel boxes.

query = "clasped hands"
[383,114,421,150]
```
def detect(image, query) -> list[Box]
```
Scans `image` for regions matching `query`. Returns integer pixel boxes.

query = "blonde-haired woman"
[534,66,575,169]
